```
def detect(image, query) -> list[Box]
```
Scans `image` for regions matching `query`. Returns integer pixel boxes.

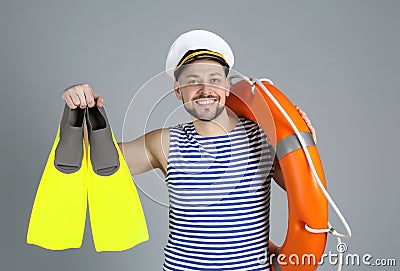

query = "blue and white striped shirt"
[163,117,274,271]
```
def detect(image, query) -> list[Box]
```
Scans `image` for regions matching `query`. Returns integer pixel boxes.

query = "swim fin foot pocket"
[86,106,120,176]
[54,106,85,173]
[27,105,148,252]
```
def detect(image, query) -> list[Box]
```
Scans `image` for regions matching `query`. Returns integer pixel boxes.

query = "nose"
[198,83,213,95]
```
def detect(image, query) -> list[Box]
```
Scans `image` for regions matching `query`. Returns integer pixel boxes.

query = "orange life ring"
[226,79,328,271]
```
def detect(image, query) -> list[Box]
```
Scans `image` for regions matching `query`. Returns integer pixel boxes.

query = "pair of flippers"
[26,105,148,252]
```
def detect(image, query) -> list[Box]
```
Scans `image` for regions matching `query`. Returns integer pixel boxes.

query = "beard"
[182,94,225,121]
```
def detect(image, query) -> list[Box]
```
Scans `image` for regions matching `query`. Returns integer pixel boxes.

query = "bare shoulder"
[145,128,170,174]
[145,128,170,151]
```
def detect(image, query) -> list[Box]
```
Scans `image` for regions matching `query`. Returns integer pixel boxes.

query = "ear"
[225,77,231,97]
[174,81,182,100]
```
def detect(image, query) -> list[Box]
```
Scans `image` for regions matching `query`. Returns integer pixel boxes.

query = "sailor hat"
[165,30,234,79]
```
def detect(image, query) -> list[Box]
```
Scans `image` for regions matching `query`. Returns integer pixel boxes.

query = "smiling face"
[174,59,230,121]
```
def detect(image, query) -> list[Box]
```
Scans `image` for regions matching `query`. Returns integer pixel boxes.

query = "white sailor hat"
[165,30,234,79]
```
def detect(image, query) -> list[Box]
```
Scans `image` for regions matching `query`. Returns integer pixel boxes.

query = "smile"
[195,99,217,105]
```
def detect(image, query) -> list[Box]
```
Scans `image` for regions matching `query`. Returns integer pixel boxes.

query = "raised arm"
[118,128,170,176]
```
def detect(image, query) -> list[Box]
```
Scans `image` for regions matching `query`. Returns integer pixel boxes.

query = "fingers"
[63,93,78,109]
[96,96,104,107]
[295,105,317,144]
[309,124,317,144]
[295,105,310,124]
[75,86,88,109]
[83,85,95,108]
[92,91,104,107]
[62,83,104,109]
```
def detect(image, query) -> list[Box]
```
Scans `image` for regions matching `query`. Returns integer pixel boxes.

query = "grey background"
[1,0,399,270]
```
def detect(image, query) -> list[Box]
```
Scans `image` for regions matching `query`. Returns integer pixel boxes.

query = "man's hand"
[295,105,317,144]
[62,83,104,109]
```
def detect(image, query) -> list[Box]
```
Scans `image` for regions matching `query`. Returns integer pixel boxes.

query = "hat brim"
[181,54,229,67]
[174,54,230,80]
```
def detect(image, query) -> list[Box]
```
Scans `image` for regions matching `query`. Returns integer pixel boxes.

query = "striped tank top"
[163,117,274,271]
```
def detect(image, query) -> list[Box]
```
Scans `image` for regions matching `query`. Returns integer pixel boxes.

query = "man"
[62,30,316,271]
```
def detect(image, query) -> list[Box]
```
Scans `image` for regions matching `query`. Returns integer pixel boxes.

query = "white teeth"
[196,100,215,105]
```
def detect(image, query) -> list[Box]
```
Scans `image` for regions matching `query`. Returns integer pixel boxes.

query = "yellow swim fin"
[86,105,148,252]
[27,106,87,250]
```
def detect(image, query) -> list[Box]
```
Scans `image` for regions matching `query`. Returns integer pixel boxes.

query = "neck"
[192,109,238,137]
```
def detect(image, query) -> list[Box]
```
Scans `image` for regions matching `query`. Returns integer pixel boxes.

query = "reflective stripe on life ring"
[276,132,315,160]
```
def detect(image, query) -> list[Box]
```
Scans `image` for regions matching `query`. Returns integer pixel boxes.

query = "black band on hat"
[174,49,230,80]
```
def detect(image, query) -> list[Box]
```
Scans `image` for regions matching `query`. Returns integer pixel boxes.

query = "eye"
[210,78,221,84]
[188,79,199,84]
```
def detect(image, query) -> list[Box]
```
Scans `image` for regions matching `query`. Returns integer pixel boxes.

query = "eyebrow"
[209,72,223,77]
[183,74,201,79]
[183,72,223,79]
